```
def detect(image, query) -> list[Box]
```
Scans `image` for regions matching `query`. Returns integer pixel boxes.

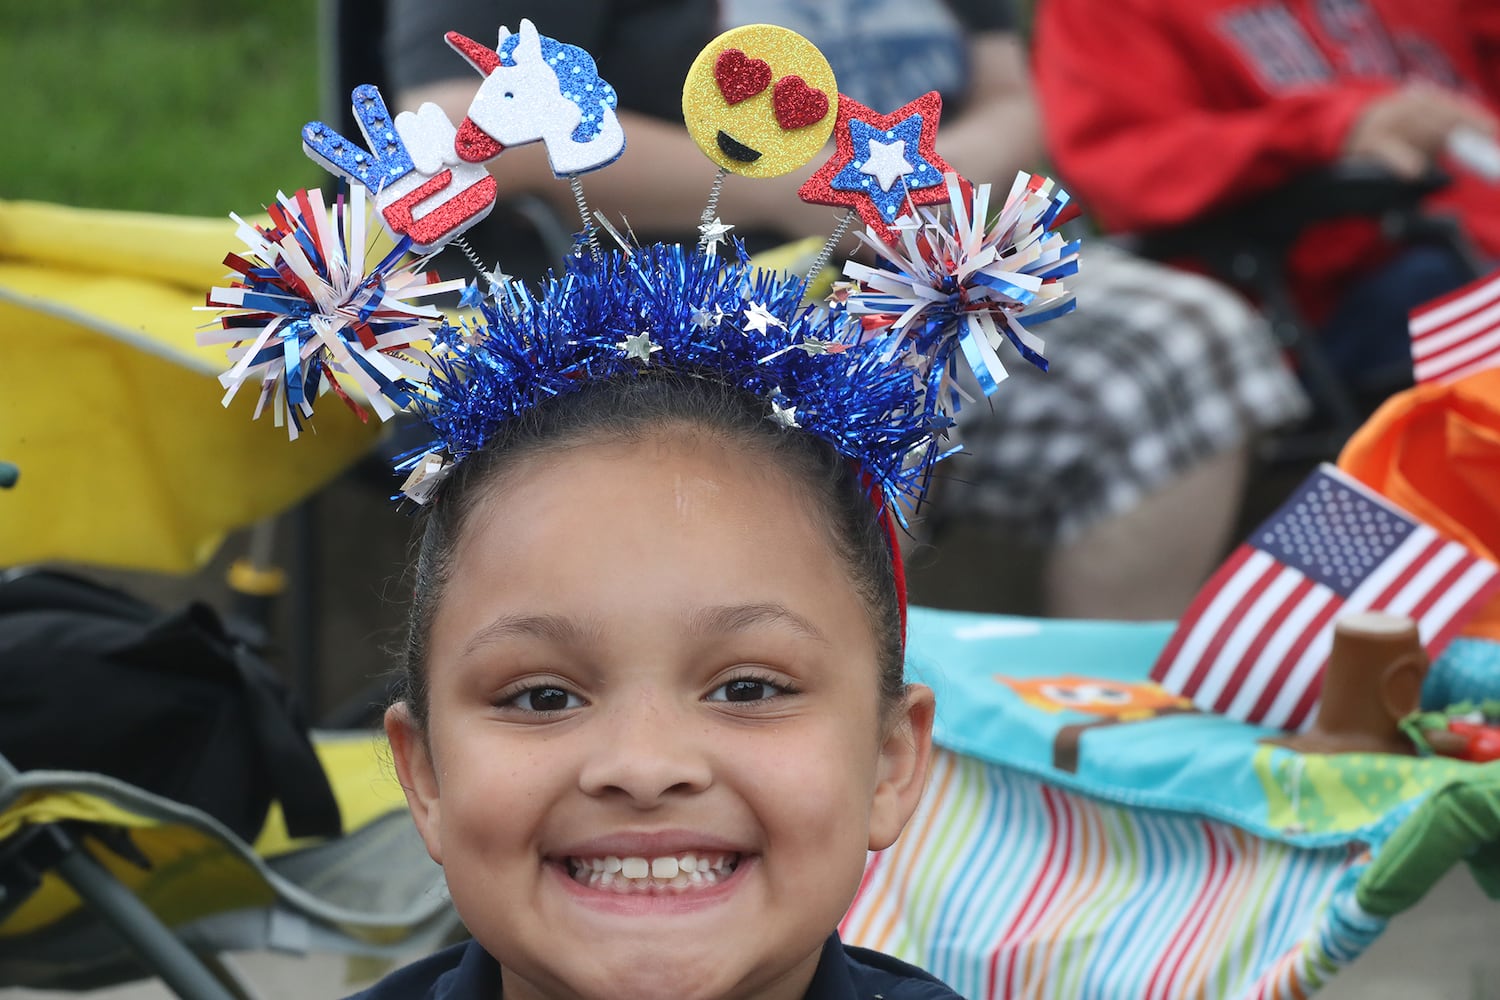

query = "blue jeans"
[1319,244,1477,391]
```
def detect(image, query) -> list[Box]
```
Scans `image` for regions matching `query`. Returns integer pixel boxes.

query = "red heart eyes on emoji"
[772,76,830,130]
[715,49,772,104]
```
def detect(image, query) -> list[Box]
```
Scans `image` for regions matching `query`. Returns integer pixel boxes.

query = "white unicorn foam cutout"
[448,19,626,177]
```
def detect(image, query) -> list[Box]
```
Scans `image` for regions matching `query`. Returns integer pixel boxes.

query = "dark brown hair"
[397,371,904,729]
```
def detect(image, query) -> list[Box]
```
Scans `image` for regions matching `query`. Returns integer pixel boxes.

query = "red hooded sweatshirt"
[1032,0,1500,324]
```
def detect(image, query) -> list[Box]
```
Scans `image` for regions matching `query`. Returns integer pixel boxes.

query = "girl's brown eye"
[528,687,572,711]
[503,685,582,713]
[724,679,769,702]
[707,675,792,703]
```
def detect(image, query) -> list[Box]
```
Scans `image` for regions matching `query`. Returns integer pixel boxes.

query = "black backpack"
[0,569,342,843]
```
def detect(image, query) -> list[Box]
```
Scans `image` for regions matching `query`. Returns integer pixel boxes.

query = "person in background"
[1033,0,1500,392]
[383,0,1310,620]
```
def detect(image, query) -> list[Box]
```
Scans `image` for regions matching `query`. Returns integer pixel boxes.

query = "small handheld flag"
[1151,464,1500,731]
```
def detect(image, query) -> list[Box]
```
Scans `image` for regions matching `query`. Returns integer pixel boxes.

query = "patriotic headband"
[201,20,1080,539]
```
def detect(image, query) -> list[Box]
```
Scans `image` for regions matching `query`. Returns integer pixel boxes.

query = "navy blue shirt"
[346,932,963,999]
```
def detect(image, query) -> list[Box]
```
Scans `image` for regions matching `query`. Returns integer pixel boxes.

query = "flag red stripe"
[1405,551,1482,623]
[1246,594,1343,724]
[1438,351,1500,385]
[1283,666,1327,733]
[1412,294,1500,345]
[1415,327,1500,380]
[1422,565,1500,655]
[1410,271,1500,330]
[1367,536,1445,611]
[1150,545,1255,685]
[1176,557,1283,700]
[1413,314,1500,360]
[1211,576,1316,714]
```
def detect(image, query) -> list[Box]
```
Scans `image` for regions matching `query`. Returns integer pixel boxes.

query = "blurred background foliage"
[0,0,323,216]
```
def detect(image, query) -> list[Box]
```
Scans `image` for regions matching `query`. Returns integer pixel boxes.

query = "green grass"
[0,0,322,217]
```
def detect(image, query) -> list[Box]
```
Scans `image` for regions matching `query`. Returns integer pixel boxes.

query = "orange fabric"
[1338,368,1500,640]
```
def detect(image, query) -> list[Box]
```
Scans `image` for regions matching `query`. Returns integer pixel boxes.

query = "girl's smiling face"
[388,429,933,1000]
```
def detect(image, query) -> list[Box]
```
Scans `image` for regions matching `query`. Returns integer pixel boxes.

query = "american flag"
[1151,464,1500,731]
[1409,268,1500,384]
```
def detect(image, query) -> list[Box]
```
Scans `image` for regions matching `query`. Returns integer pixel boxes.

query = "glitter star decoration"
[768,392,800,428]
[459,280,487,309]
[799,91,956,245]
[742,301,787,334]
[698,216,735,256]
[457,260,513,309]
[481,261,512,292]
[691,304,725,329]
[617,331,663,363]
[759,338,850,363]
[861,137,915,191]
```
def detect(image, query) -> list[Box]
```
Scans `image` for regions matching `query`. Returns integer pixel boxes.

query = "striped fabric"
[841,749,1383,1000]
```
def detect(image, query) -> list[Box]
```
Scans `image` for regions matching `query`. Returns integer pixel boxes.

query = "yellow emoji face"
[682,24,837,179]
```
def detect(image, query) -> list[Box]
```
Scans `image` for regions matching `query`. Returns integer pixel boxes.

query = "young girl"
[208,23,1073,994]
[358,363,950,999]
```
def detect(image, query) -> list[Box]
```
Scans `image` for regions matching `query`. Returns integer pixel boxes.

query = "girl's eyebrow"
[462,602,827,658]
[687,602,828,643]
[462,612,600,656]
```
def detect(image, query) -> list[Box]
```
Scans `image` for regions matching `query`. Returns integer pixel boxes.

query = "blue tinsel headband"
[399,243,936,521]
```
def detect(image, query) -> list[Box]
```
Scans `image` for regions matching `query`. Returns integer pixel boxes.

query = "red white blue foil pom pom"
[200,187,467,438]
[840,171,1079,419]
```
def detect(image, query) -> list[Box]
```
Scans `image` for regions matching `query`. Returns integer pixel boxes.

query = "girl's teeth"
[569,852,739,892]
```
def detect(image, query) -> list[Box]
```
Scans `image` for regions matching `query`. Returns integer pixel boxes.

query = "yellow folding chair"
[0,198,381,574]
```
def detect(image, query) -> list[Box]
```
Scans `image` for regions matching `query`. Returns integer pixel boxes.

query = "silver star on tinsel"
[617,331,663,364]
[768,391,800,429]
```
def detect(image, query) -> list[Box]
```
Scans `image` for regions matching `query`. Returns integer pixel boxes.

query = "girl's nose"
[576,698,713,806]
